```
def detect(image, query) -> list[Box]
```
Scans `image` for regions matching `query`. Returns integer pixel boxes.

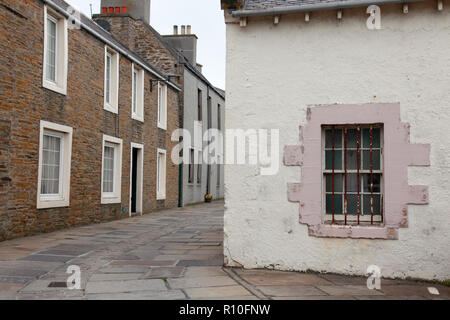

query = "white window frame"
[101,135,123,204]
[43,5,68,95]
[156,148,167,200]
[157,82,167,130]
[131,64,144,122]
[322,125,384,224]
[104,46,119,114]
[37,121,73,209]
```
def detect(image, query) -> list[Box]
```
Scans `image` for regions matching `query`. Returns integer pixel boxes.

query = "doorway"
[130,143,143,216]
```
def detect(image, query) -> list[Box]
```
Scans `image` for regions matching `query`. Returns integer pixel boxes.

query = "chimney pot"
[187,25,191,34]
[181,25,186,35]
[100,0,151,24]
[173,25,178,35]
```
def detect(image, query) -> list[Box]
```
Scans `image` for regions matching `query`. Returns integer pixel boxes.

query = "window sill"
[157,123,167,131]
[101,195,121,204]
[132,114,144,123]
[157,194,166,201]
[43,80,67,95]
[104,103,118,114]
[37,198,69,209]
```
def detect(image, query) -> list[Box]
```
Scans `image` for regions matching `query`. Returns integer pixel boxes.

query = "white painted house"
[221,0,450,281]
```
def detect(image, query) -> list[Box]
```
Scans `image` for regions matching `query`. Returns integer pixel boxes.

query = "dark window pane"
[363,174,381,193]
[347,194,359,215]
[325,129,342,149]
[363,194,381,215]
[334,129,342,148]
[326,194,343,215]
[347,173,358,193]
[325,150,342,170]
[346,150,357,170]
[325,130,332,148]
[326,174,343,193]
[363,127,381,149]
[347,129,358,149]
[363,150,380,170]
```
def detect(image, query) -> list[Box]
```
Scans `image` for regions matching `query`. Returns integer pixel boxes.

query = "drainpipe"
[206,86,211,197]
[178,163,183,207]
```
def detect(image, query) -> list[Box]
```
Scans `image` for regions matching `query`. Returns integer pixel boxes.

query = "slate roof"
[237,0,424,15]
[48,0,224,98]
[243,0,350,10]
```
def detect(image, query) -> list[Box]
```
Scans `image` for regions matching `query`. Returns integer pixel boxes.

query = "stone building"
[221,0,449,280]
[0,0,181,240]
[94,0,226,206]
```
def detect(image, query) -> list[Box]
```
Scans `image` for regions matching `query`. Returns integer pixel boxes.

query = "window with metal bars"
[323,124,384,225]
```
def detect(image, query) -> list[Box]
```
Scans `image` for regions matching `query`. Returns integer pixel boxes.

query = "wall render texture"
[224,2,450,280]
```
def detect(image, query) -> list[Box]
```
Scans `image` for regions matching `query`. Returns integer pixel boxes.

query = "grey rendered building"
[164,28,226,206]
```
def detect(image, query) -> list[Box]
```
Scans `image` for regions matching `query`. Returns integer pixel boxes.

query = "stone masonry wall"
[0,0,180,241]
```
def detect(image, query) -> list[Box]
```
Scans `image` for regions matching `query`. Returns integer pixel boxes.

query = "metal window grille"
[323,124,384,225]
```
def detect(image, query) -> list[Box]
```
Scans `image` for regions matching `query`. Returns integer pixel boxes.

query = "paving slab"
[184,267,227,277]
[18,254,74,263]
[239,272,333,286]
[379,285,450,299]
[109,260,177,267]
[0,291,17,300]
[98,266,151,274]
[256,285,327,297]
[154,254,222,261]
[0,276,33,284]
[89,273,144,282]
[184,286,253,299]
[85,279,167,294]
[0,283,24,291]
[0,267,48,278]
[177,259,223,267]
[86,290,186,300]
[36,249,90,256]
[168,276,237,289]
[317,285,384,296]
[20,280,83,292]
[143,267,185,279]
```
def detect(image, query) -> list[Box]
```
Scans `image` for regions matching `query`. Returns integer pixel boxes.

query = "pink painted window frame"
[284,103,430,240]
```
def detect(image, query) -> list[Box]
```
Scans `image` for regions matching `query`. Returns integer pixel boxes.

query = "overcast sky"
[66,0,226,89]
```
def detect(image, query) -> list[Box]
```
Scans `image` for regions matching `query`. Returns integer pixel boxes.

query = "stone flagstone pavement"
[0,201,448,300]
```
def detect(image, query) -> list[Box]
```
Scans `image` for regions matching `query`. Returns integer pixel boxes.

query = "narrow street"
[0,201,447,300]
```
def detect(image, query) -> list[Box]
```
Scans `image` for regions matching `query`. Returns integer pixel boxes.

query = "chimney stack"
[163,25,198,66]
[100,0,151,25]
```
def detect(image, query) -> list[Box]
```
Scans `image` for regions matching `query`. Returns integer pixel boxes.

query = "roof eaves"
[233,0,426,17]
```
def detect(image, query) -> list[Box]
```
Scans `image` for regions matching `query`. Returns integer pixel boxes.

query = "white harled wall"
[224,2,450,280]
